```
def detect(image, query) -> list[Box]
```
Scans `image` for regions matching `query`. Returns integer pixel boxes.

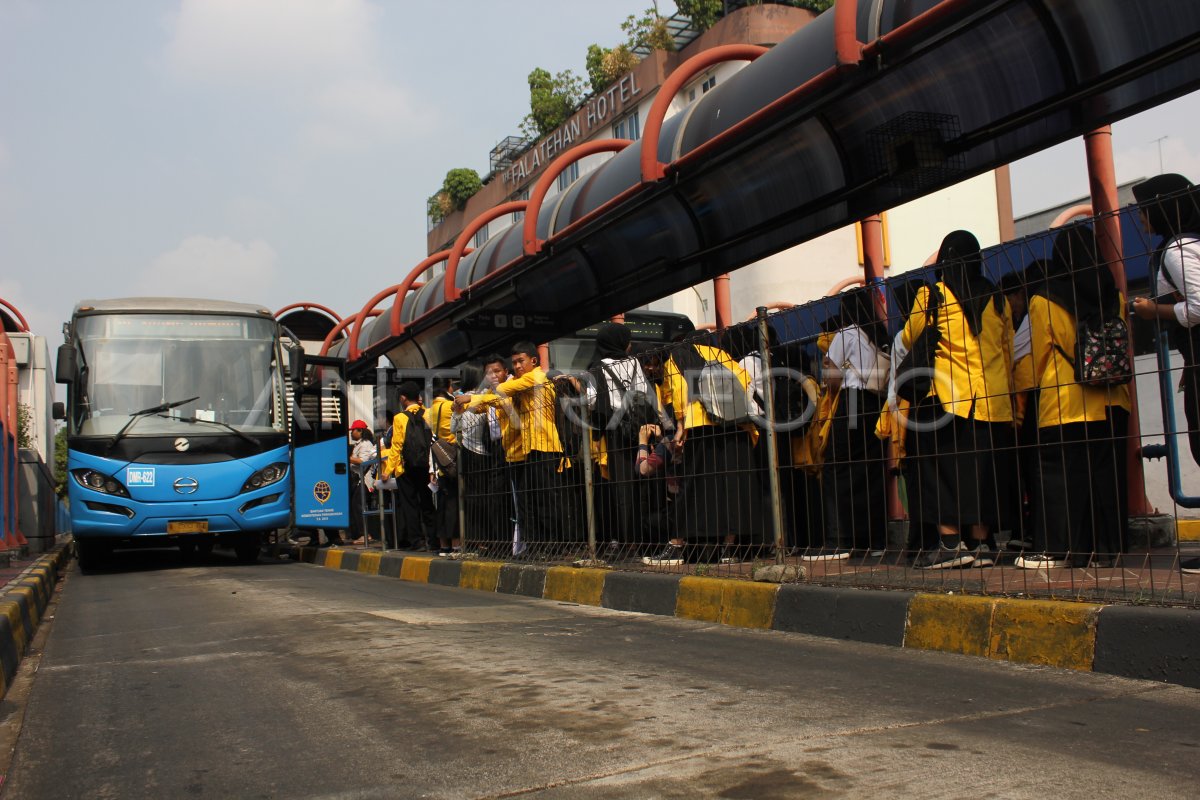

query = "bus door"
[291,355,349,530]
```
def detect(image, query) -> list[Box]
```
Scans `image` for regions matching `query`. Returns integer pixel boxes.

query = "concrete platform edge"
[290,547,1200,690]
[0,543,71,700]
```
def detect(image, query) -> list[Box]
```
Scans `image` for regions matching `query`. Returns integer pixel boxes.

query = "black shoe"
[914,542,974,570]
[642,544,684,566]
[1181,557,1200,575]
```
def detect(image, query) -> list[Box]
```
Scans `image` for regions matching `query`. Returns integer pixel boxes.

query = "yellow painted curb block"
[323,550,344,571]
[676,577,776,629]
[905,594,995,657]
[989,598,1099,671]
[460,561,501,593]
[356,552,382,575]
[1178,518,1200,542]
[11,587,39,627]
[543,567,606,606]
[0,600,26,654]
[400,556,432,583]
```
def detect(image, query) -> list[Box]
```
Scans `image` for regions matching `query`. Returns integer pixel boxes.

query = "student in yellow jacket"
[641,338,760,567]
[425,376,459,556]
[455,342,565,547]
[901,230,1014,570]
[1022,225,1130,569]
[383,381,431,551]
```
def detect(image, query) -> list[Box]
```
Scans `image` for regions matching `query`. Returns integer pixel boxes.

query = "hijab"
[935,230,1002,337]
[837,287,888,350]
[592,321,631,367]
[1132,173,1200,239]
[1031,224,1119,323]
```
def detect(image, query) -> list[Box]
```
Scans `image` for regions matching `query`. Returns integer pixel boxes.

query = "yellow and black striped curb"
[0,544,72,700]
[294,548,1200,690]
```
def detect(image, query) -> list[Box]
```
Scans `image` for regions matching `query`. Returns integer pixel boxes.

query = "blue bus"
[54,298,349,569]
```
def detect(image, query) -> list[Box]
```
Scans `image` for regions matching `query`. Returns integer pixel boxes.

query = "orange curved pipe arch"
[348,284,406,361]
[640,44,769,184]
[444,201,527,304]
[274,302,342,323]
[1050,204,1094,228]
[522,138,632,256]
[319,315,357,356]
[0,299,30,332]
[825,276,865,296]
[389,249,468,337]
[743,302,796,321]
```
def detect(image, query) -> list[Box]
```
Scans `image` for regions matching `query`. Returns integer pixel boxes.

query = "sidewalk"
[293,543,1200,692]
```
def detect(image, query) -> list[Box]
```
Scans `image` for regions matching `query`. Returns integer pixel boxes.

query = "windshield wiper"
[165,414,257,448]
[107,396,200,452]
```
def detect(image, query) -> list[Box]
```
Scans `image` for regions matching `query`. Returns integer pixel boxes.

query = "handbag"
[895,284,943,404]
[431,402,458,479]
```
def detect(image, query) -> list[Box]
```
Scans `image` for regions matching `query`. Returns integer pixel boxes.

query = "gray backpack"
[694,348,753,424]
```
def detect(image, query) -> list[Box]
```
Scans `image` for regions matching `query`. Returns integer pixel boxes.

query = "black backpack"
[599,362,659,439]
[401,410,432,476]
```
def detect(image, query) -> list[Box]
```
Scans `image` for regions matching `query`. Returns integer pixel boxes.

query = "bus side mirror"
[288,347,305,384]
[56,344,77,384]
[52,402,66,421]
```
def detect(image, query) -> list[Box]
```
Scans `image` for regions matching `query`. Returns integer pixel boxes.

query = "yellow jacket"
[382,402,425,478]
[1029,293,1131,429]
[469,366,563,458]
[900,282,1014,422]
[424,396,456,445]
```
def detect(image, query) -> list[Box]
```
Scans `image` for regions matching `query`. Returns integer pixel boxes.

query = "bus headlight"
[72,469,131,498]
[241,462,288,493]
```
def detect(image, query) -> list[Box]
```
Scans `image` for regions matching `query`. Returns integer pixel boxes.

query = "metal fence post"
[456,444,467,554]
[580,409,598,562]
[757,307,786,564]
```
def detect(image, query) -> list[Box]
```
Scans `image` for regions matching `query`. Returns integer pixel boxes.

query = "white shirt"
[828,325,880,391]
[451,405,498,456]
[1013,315,1032,362]
[737,353,766,416]
[1156,235,1200,328]
[351,438,377,464]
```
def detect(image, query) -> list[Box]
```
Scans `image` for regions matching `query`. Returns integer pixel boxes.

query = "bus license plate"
[167,521,208,534]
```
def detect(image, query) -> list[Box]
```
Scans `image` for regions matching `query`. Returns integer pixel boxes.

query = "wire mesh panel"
[382,185,1200,608]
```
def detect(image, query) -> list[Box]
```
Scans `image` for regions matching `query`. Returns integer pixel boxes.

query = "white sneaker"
[1015,554,1066,569]
[799,549,851,562]
[971,544,995,568]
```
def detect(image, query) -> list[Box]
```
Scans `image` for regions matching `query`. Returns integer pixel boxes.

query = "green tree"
[16,402,33,450]
[427,191,452,224]
[677,0,722,32]
[622,7,675,53]
[586,43,640,93]
[53,426,68,499]
[586,44,608,94]
[790,0,835,12]
[521,67,585,138]
[443,168,482,210]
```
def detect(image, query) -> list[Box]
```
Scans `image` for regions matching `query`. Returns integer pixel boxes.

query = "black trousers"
[822,389,887,551]
[515,451,564,543]
[460,447,509,543]
[394,473,432,548]
[432,474,458,544]
[1035,419,1123,559]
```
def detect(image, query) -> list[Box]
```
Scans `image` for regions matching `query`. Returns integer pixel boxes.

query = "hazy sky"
[2,0,1198,340]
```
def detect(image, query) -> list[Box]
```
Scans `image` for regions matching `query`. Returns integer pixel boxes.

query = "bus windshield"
[71,313,284,438]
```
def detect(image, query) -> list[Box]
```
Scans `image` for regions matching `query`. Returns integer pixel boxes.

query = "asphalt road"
[2,549,1199,799]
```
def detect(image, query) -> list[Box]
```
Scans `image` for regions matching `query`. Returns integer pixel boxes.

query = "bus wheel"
[76,540,109,572]
[234,535,261,564]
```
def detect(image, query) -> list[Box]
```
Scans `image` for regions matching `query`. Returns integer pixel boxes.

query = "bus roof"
[73,297,274,317]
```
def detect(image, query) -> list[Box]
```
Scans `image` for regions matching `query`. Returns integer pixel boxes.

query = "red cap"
[349,419,369,430]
